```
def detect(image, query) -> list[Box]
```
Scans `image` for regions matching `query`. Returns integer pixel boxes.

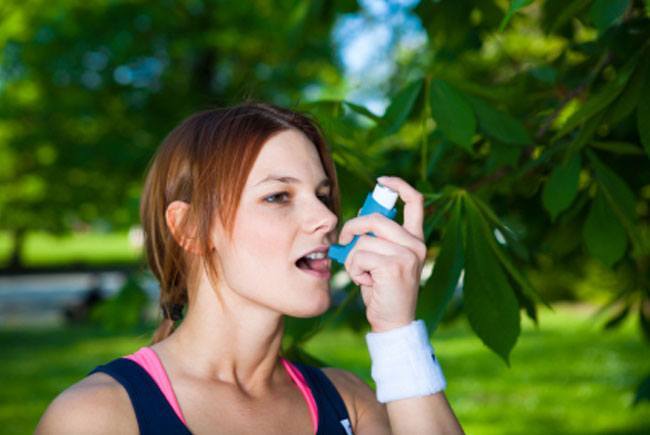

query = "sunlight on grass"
[0,231,141,267]
[1,304,648,434]
[304,303,650,435]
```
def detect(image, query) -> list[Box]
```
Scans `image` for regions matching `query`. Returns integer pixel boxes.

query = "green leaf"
[587,151,641,255]
[418,199,465,335]
[468,195,552,309]
[424,197,454,244]
[583,191,627,267]
[499,0,534,31]
[553,54,638,141]
[488,143,522,170]
[343,101,381,123]
[637,69,650,157]
[590,141,645,155]
[546,0,592,34]
[564,112,605,163]
[587,151,636,220]
[429,79,476,151]
[470,97,532,145]
[371,79,423,140]
[513,284,538,325]
[469,195,528,258]
[543,154,582,221]
[462,199,520,365]
[426,135,449,178]
[589,0,630,33]
[607,54,649,126]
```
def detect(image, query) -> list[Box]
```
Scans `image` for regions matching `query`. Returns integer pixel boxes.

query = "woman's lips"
[305,257,330,271]
[298,267,331,280]
[295,257,331,280]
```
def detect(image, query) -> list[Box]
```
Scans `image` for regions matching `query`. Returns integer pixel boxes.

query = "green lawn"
[0,231,141,267]
[1,303,648,434]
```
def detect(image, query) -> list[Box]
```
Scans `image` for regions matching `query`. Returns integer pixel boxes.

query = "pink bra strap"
[125,348,319,434]
[125,347,187,425]
[280,357,319,434]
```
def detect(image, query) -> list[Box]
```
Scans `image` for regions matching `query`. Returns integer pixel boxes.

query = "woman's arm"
[384,392,464,434]
[325,367,463,434]
[35,373,137,435]
[335,176,465,434]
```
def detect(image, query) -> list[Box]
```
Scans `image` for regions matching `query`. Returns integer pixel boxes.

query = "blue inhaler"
[328,182,399,265]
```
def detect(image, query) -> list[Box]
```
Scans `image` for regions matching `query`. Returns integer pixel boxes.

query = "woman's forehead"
[247,130,327,187]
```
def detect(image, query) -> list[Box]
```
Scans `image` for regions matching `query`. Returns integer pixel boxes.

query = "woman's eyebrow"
[254,175,331,188]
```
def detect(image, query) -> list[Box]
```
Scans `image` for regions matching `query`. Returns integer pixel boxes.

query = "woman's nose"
[305,198,338,235]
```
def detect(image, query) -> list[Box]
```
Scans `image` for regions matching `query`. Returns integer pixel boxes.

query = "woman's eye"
[264,192,331,205]
[264,192,290,203]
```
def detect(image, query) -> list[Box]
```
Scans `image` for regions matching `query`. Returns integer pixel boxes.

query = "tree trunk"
[8,228,25,271]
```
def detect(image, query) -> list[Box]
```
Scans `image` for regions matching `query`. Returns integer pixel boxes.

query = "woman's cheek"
[240,215,291,260]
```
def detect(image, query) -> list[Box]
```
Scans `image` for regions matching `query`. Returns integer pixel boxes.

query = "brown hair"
[140,101,341,343]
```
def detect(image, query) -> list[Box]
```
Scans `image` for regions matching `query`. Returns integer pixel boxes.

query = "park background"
[1,0,649,433]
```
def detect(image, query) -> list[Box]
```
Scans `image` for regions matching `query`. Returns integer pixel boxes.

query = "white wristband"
[365,319,446,403]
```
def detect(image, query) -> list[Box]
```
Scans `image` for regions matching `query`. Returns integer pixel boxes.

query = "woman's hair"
[140,101,341,343]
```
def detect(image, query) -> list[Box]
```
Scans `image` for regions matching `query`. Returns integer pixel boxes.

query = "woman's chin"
[290,291,331,318]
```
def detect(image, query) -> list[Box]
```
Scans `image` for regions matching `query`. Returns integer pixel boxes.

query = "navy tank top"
[89,358,354,434]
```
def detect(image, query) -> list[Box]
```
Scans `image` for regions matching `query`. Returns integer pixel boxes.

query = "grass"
[0,231,141,267]
[1,303,648,434]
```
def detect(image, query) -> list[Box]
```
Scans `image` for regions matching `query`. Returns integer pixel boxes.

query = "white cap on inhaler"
[372,183,399,210]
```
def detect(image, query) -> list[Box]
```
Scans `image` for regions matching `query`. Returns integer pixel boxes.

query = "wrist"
[365,319,446,403]
[369,317,415,333]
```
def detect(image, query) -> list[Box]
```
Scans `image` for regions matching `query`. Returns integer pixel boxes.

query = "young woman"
[36,101,464,434]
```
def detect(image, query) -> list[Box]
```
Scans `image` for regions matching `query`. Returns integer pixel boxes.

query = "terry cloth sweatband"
[365,319,446,403]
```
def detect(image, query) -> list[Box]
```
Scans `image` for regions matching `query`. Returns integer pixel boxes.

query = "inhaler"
[328,181,399,265]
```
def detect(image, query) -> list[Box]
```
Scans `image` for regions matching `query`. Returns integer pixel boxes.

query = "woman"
[36,101,464,434]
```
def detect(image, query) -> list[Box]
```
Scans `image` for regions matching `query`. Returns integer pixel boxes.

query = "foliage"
[292,0,650,398]
[0,0,356,266]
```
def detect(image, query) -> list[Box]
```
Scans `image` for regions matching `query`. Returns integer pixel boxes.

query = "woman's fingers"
[338,213,427,262]
[346,248,419,327]
[376,176,425,241]
[336,176,427,332]
[345,235,422,285]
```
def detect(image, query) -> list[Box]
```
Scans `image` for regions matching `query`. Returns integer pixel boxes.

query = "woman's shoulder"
[321,367,390,434]
[35,372,138,434]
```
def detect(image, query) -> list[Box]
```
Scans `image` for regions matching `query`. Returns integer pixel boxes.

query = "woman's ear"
[165,200,203,255]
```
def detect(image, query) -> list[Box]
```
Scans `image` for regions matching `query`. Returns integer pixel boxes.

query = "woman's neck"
[152,281,287,397]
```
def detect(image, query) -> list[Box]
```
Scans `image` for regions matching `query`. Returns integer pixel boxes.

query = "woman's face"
[210,129,338,317]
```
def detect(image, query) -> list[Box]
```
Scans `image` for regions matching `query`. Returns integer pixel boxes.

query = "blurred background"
[1,0,649,433]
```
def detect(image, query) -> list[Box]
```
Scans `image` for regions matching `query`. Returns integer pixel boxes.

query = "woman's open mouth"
[295,256,331,280]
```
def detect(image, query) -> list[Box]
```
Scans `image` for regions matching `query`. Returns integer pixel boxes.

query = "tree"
[288,0,650,402]
[0,0,356,268]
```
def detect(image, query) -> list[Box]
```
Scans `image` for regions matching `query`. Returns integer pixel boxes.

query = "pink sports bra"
[125,347,319,433]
